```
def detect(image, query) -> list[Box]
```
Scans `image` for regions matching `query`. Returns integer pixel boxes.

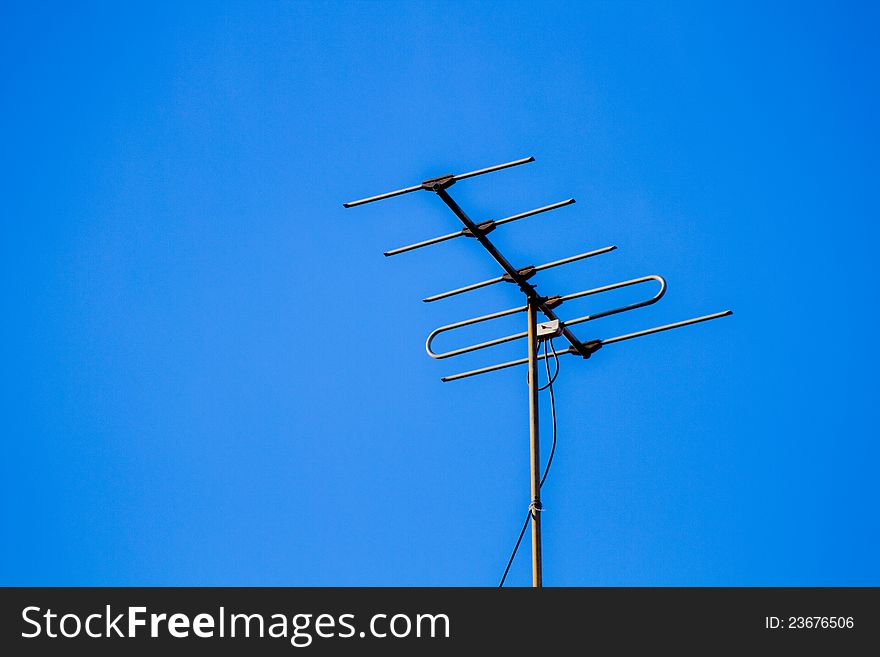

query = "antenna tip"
[526,156,536,162]
[610,245,619,251]
[342,202,353,208]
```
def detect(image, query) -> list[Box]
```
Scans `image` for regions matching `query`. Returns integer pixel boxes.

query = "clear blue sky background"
[2,2,878,586]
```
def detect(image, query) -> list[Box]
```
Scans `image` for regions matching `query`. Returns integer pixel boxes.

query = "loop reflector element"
[427,274,667,359]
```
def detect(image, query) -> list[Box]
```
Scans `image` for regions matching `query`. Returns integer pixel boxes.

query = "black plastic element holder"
[502,266,536,283]
[462,220,497,237]
[421,174,456,192]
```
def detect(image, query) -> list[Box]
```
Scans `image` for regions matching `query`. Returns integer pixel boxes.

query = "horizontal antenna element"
[342,156,535,208]
[423,245,617,303]
[384,198,575,257]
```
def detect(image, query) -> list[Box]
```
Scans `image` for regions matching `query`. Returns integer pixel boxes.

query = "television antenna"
[344,156,731,587]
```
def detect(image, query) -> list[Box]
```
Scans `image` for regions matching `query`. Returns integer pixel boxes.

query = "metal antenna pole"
[526,298,543,587]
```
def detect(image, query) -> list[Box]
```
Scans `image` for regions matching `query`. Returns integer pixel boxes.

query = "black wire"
[540,338,558,489]
[499,338,560,587]
[498,510,531,588]
[537,338,560,391]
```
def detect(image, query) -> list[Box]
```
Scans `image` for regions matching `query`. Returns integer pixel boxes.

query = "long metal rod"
[527,298,543,588]
[384,229,462,257]
[423,245,617,303]
[440,348,558,382]
[440,309,733,382]
[494,198,575,228]
[602,309,733,345]
[454,156,535,181]
[434,188,594,359]
[426,304,528,359]
[435,189,532,288]
[342,156,534,208]
[342,183,423,208]
[384,198,576,257]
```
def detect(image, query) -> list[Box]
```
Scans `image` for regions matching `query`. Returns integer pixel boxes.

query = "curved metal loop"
[557,275,666,331]
[426,303,528,360]
[426,274,667,360]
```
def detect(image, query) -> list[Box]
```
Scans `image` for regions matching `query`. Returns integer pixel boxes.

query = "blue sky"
[2,1,878,586]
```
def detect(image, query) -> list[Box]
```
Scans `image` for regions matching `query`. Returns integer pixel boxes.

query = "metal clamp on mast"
[343,156,732,588]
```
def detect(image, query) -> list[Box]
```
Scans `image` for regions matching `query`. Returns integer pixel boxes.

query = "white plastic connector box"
[537,319,563,339]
